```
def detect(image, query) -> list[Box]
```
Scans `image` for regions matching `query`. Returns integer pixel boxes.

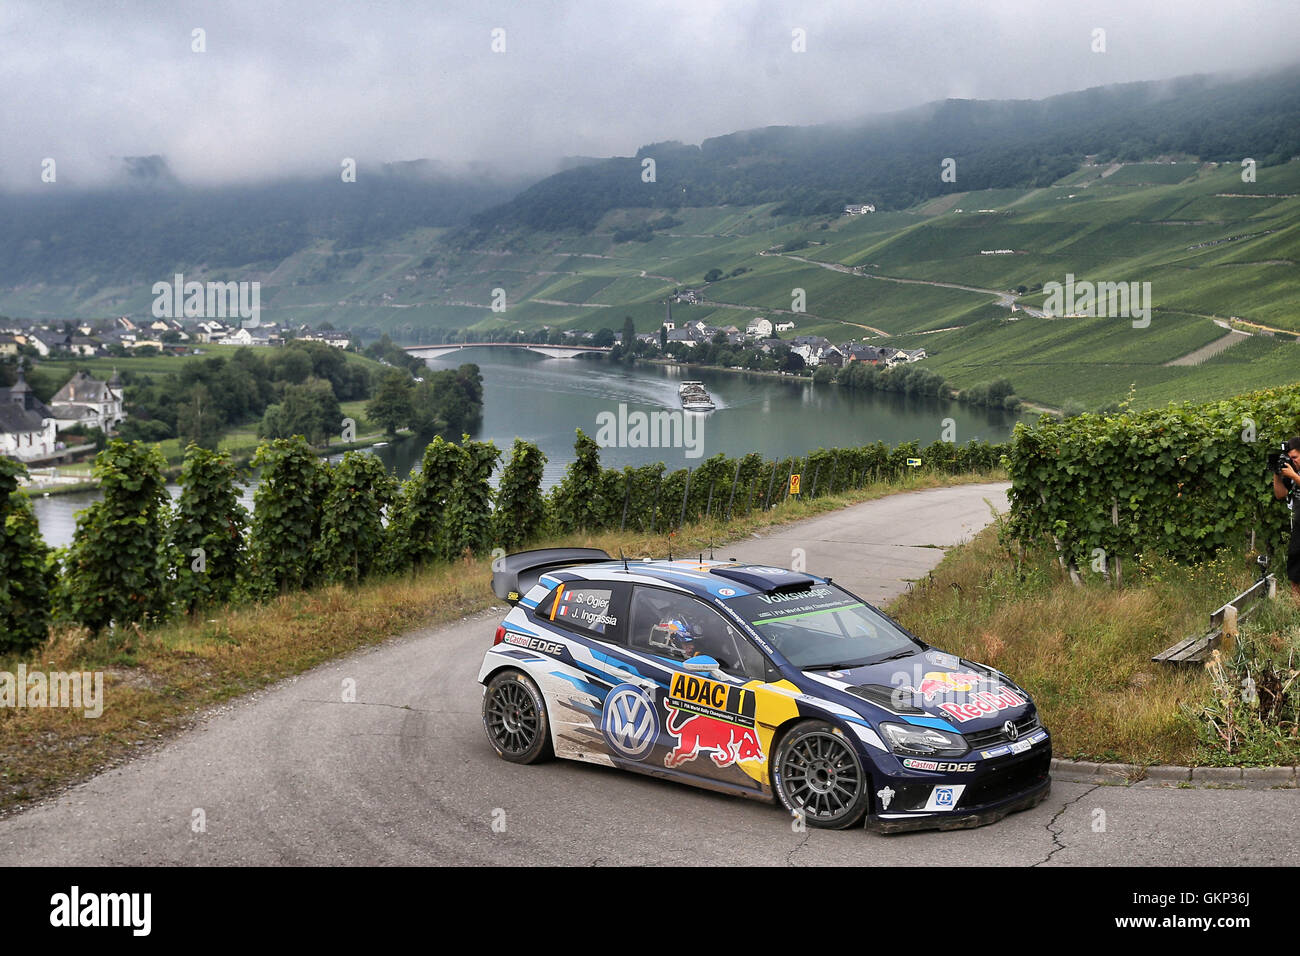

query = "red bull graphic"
[938,686,1026,722]
[894,669,1027,722]
[911,671,981,700]
[665,710,764,768]
[664,672,763,770]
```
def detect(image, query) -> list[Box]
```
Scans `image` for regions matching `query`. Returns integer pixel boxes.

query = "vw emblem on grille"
[1004,720,1018,740]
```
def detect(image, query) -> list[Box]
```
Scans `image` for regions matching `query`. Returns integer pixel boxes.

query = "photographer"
[1271,437,1300,596]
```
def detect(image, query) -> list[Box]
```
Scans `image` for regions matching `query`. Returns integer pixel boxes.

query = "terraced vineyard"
[18,152,1291,412]
[391,156,1293,411]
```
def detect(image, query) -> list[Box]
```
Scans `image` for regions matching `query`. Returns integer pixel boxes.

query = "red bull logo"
[912,671,980,700]
[938,686,1026,722]
[664,709,764,769]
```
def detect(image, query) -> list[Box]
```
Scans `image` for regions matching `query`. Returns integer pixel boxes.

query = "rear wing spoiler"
[491,548,612,604]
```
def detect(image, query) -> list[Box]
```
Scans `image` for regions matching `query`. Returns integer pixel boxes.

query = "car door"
[624,585,777,792]
[531,580,636,758]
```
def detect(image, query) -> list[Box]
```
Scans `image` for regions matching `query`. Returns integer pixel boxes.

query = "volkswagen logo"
[601,684,659,761]
[1004,720,1018,740]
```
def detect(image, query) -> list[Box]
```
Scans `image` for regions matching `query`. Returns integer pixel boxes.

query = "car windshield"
[727,584,919,669]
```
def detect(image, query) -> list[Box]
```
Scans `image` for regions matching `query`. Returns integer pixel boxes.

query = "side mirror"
[683,655,720,674]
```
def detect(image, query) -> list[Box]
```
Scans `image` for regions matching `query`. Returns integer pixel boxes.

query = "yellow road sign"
[789,473,801,495]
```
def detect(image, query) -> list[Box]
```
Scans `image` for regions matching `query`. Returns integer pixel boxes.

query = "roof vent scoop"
[709,565,819,594]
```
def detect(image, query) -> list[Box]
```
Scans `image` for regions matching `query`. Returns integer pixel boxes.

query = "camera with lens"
[1269,442,1291,476]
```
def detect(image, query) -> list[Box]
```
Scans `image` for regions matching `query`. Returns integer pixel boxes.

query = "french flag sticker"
[560,606,568,615]
[564,591,572,601]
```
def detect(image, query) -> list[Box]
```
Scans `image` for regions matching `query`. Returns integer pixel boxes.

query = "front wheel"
[483,670,554,764]
[772,722,869,829]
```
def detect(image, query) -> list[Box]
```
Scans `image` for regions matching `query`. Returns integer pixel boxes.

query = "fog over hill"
[4,0,1296,188]
[1,65,1297,300]
[464,67,1300,234]
[0,160,541,287]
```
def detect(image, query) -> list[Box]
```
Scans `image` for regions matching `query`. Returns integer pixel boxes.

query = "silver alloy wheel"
[778,730,864,822]
[486,678,540,756]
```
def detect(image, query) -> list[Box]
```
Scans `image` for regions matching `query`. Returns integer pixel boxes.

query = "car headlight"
[880,721,968,758]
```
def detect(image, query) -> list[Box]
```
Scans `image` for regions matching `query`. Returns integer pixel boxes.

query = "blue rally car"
[479,548,1051,832]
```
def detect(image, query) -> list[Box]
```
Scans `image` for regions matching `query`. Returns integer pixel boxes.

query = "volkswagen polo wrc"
[478,548,1051,832]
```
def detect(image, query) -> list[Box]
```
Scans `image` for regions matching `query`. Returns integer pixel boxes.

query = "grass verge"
[887,516,1300,767]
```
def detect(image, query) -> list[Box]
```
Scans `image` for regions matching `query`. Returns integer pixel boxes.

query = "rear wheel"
[772,721,869,829]
[483,670,553,764]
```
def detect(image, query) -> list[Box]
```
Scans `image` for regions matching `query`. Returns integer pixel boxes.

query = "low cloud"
[2,0,1296,190]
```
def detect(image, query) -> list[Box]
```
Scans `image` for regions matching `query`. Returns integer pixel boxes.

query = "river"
[29,348,1022,547]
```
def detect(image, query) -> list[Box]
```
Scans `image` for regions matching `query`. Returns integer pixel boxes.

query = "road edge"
[1052,757,1297,789]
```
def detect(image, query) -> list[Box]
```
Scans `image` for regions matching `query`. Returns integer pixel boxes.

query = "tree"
[314,452,397,584]
[704,268,723,282]
[550,429,605,533]
[659,326,668,350]
[985,378,1016,405]
[384,436,466,570]
[448,438,500,557]
[622,316,636,354]
[258,377,341,445]
[116,418,173,442]
[63,441,171,632]
[269,348,313,384]
[0,458,51,652]
[494,440,548,550]
[213,360,265,425]
[407,380,444,435]
[171,444,248,612]
[246,436,327,595]
[592,328,616,348]
[176,383,223,450]
[366,369,414,437]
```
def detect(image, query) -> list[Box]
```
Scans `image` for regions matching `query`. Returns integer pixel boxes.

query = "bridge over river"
[404,342,613,359]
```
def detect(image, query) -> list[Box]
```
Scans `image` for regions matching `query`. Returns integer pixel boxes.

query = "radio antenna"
[619,547,629,572]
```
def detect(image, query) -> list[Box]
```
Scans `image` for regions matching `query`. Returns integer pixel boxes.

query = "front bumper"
[864,741,1053,834]
[866,774,1051,833]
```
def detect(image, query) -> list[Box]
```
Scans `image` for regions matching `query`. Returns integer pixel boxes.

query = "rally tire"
[772,721,869,829]
[483,670,554,764]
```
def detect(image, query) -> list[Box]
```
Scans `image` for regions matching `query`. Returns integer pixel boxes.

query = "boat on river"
[679,381,716,411]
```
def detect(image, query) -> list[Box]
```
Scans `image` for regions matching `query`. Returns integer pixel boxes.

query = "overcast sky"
[3,0,1298,190]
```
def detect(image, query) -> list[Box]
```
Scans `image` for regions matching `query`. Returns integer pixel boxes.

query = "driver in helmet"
[648,617,699,661]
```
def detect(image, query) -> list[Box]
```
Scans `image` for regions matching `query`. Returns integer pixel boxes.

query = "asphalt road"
[2,482,1297,866]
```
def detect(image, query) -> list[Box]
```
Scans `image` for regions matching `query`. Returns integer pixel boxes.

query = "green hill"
[3,68,1299,412]
[463,67,1300,232]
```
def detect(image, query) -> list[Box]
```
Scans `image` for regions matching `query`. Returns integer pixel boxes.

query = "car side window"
[628,586,768,681]
[730,631,772,682]
[540,582,624,641]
